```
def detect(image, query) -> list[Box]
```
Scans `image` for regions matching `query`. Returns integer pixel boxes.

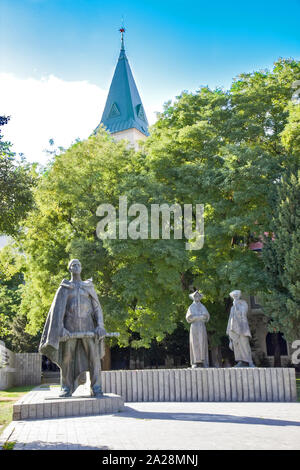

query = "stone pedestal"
[100,367,297,402]
[12,385,124,421]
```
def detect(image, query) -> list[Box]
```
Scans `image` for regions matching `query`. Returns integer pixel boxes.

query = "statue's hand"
[95,325,106,340]
[61,328,71,338]
[192,315,203,322]
[199,314,209,322]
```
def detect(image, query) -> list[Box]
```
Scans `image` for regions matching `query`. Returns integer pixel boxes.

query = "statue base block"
[100,367,297,402]
[12,386,124,421]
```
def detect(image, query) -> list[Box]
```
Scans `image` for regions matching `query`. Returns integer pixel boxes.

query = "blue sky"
[1,0,300,162]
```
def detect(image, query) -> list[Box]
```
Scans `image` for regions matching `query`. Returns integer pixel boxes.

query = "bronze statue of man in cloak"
[226,290,255,367]
[39,259,106,397]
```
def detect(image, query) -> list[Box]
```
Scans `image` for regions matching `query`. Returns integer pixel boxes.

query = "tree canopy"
[262,170,300,343]
[0,116,36,236]
[15,58,300,351]
[261,93,300,343]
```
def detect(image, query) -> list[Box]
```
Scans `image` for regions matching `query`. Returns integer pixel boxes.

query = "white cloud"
[0,73,107,163]
[0,73,159,164]
[0,73,109,163]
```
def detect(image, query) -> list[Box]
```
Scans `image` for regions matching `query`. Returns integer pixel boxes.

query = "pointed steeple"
[96,28,149,139]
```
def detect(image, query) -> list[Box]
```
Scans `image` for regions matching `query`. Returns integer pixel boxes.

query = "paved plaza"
[1,401,300,450]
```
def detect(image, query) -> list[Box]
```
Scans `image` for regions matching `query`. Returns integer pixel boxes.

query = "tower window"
[108,102,120,119]
[136,104,146,122]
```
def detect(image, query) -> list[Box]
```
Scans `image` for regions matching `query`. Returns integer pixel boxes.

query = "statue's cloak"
[226,299,251,339]
[39,280,105,385]
[226,300,252,362]
[186,301,210,366]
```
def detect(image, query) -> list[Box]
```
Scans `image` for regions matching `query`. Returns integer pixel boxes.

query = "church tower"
[95,28,149,150]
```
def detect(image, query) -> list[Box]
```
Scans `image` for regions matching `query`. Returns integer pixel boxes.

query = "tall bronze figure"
[39,259,106,397]
[226,290,255,367]
[186,290,210,368]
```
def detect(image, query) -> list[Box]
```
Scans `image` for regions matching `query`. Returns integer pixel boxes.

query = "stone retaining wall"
[100,367,297,402]
[14,353,42,386]
[0,343,15,390]
[0,343,41,390]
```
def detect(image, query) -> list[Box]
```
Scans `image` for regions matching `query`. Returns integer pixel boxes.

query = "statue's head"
[68,259,82,274]
[189,290,203,302]
[230,290,241,300]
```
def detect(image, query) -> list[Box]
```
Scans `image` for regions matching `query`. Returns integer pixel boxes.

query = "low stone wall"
[0,343,41,390]
[0,368,15,390]
[14,353,42,387]
[100,367,297,402]
[0,343,15,390]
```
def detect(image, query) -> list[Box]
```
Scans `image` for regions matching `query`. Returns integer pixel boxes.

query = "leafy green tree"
[261,90,300,344]
[141,59,300,342]
[9,312,41,352]
[281,102,300,156]
[20,59,300,354]
[19,127,197,348]
[0,116,36,236]
[0,244,27,349]
[262,169,300,343]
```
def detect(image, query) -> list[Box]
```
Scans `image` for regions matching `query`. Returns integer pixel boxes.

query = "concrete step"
[13,386,124,420]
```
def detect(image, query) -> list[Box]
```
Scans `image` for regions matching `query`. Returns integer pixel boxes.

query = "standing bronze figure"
[186,291,210,368]
[226,290,255,367]
[39,259,106,397]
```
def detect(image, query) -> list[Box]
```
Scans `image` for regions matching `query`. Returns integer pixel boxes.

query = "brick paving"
[1,401,300,450]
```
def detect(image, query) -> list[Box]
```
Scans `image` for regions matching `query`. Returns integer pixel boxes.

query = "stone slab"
[12,385,124,421]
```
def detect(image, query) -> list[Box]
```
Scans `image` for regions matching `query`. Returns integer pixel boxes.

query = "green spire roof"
[96,32,149,136]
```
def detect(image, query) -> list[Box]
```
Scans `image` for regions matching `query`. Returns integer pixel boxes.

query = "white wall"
[112,128,147,151]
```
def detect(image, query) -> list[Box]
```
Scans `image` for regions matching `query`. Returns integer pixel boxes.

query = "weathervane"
[119,22,125,50]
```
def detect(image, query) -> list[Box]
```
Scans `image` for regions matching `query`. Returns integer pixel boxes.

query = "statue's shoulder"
[201,302,209,313]
[58,279,94,289]
[233,299,248,312]
[60,279,73,289]
[82,279,98,295]
[188,302,196,311]
[82,278,94,288]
